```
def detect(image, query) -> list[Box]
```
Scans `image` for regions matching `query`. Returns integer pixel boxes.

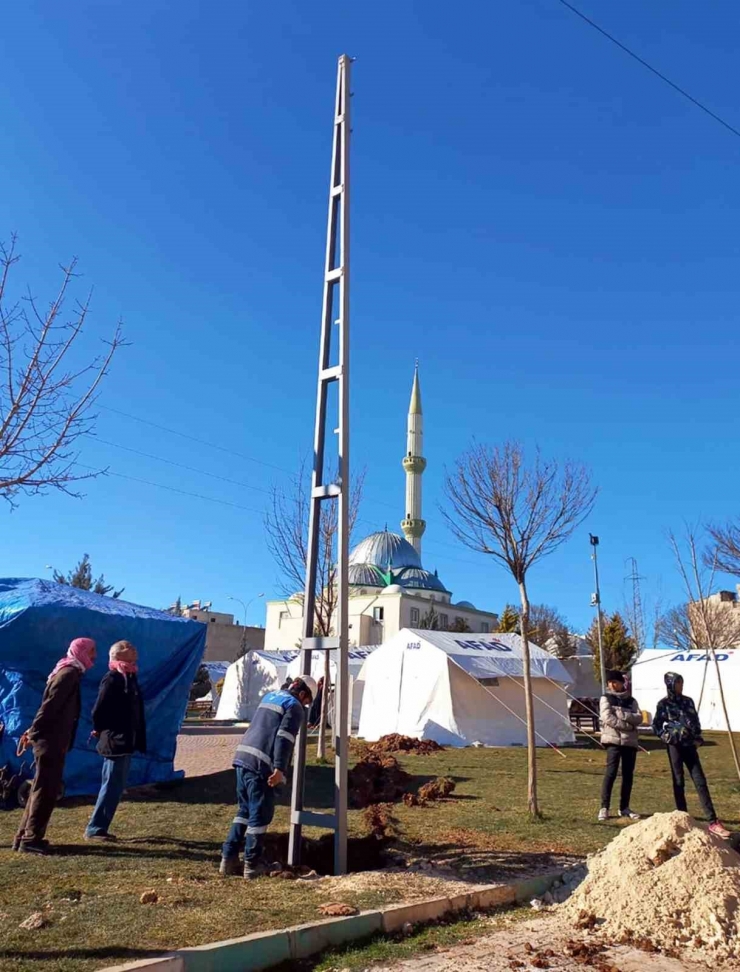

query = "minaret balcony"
[401,517,426,538]
[402,455,427,474]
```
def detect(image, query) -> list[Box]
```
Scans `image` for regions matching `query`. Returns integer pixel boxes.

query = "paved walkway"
[174,724,243,777]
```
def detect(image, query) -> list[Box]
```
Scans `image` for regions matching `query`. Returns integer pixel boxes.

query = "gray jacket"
[599,691,642,748]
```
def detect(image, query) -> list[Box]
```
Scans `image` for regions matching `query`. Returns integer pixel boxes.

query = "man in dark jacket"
[652,671,730,839]
[85,641,146,840]
[220,675,317,878]
[14,637,97,853]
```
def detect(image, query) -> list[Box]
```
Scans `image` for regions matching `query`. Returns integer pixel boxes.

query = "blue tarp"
[0,578,206,796]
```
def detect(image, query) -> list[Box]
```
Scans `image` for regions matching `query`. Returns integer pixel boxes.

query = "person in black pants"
[652,671,730,839]
[598,670,643,822]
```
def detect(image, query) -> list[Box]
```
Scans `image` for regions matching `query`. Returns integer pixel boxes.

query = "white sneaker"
[620,808,641,820]
[598,808,609,822]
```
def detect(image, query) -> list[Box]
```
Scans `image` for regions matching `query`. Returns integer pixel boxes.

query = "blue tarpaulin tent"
[0,578,206,795]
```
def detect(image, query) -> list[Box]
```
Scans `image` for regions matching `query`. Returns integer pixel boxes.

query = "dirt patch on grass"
[348,754,412,808]
[404,777,456,807]
[364,734,446,756]
[314,866,482,900]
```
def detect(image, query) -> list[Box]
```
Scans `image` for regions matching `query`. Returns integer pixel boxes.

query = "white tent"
[215,650,297,721]
[286,647,378,729]
[358,629,575,747]
[631,647,740,733]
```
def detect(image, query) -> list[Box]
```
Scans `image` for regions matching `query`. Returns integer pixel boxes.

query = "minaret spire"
[401,361,426,556]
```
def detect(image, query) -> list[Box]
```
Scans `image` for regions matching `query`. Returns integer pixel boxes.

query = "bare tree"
[264,458,365,758]
[706,520,740,577]
[442,441,596,817]
[0,236,124,505]
[663,527,740,782]
[528,603,577,659]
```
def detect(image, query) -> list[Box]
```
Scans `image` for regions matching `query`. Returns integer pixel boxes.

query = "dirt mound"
[348,753,411,809]
[403,777,456,807]
[367,733,445,755]
[559,811,740,961]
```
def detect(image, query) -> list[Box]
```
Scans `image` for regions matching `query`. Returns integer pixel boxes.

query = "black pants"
[667,743,716,822]
[600,745,637,811]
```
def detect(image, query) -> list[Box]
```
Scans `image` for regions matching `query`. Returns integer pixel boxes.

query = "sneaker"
[708,821,732,840]
[598,808,609,822]
[84,832,117,842]
[243,860,270,880]
[19,839,50,855]
[219,856,242,877]
[620,808,641,821]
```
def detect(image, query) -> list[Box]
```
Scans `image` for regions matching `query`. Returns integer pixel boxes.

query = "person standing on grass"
[652,671,731,839]
[220,675,317,879]
[85,641,146,841]
[14,637,97,854]
[598,669,643,823]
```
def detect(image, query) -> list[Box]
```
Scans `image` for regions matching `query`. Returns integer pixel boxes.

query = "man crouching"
[220,675,317,879]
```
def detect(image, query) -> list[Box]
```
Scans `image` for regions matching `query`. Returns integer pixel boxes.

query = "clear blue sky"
[2,1,739,635]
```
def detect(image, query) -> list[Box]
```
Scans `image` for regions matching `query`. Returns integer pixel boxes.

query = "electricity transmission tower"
[624,557,645,653]
[288,54,353,876]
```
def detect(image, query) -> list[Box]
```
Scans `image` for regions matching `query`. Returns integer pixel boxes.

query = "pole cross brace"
[291,810,337,830]
[301,636,340,650]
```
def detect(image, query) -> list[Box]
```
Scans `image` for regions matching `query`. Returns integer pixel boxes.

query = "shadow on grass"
[51,841,218,863]
[0,947,167,962]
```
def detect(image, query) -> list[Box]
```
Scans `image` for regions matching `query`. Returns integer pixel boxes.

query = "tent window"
[410,607,420,625]
[478,677,499,687]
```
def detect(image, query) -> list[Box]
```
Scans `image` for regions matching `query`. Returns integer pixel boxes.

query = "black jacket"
[92,671,147,757]
[652,672,702,746]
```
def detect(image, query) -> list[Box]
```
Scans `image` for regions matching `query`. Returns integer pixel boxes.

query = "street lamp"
[589,534,606,695]
[227,593,264,627]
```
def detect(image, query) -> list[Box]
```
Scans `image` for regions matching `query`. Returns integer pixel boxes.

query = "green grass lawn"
[1,734,738,972]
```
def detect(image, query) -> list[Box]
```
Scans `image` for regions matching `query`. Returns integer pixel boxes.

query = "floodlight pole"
[288,54,352,876]
[590,534,606,694]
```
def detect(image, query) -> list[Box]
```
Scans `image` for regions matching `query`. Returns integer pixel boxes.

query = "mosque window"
[481,623,489,633]
[373,606,384,622]
[279,611,289,627]
[410,607,420,625]
[440,614,448,630]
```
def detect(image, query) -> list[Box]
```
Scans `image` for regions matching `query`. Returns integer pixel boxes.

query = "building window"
[480,622,489,633]
[279,611,289,628]
[440,613,449,630]
[410,607,420,626]
[210,617,216,623]
[373,606,384,622]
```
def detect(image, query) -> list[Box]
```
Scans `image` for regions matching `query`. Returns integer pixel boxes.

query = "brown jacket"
[27,666,82,754]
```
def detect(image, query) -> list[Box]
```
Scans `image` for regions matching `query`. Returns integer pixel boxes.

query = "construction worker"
[219,675,317,879]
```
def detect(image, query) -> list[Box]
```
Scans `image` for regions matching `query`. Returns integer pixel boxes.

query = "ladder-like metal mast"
[288,54,352,876]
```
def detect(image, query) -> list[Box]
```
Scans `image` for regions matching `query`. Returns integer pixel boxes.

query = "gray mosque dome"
[382,584,405,594]
[348,563,387,587]
[456,600,476,610]
[349,531,421,570]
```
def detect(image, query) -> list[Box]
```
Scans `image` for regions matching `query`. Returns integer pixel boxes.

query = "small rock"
[401,921,414,936]
[318,903,359,917]
[19,912,46,930]
[140,890,159,904]
[530,898,546,912]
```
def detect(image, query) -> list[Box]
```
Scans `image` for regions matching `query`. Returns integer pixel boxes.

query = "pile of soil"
[367,733,445,755]
[559,811,740,962]
[348,753,411,808]
[403,777,456,807]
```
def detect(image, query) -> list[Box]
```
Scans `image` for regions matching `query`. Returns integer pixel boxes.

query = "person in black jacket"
[85,641,146,840]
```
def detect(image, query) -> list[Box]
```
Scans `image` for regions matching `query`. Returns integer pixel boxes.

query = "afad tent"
[0,578,205,795]
[631,646,740,733]
[286,647,378,730]
[358,629,574,747]
[216,650,297,721]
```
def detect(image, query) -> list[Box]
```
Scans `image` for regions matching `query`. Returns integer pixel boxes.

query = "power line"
[555,0,740,141]
[76,463,265,514]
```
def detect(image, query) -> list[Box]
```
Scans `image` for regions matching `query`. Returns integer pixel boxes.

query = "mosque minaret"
[401,362,427,557]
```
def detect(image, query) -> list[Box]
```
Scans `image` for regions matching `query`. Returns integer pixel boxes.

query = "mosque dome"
[395,566,449,594]
[456,600,476,609]
[348,563,387,587]
[383,584,404,594]
[349,530,421,570]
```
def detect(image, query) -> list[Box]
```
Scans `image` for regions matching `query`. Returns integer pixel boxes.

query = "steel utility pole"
[288,54,352,876]
[590,534,606,694]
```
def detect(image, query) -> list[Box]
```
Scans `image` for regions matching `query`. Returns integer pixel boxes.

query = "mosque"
[263,366,498,650]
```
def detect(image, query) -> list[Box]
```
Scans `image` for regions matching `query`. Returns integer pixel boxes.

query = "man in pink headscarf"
[85,641,147,840]
[14,637,97,854]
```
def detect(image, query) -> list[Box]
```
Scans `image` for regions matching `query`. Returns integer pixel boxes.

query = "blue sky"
[2,1,739,635]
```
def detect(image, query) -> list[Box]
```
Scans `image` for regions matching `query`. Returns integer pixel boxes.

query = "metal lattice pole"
[288,54,351,876]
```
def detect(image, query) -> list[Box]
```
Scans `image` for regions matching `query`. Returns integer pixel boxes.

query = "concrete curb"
[98,868,565,972]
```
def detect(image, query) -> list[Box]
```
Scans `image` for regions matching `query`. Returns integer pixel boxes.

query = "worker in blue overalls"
[220,675,317,878]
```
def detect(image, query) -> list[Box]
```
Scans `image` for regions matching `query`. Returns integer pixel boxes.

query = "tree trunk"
[518,579,540,818]
[316,649,331,760]
[710,647,740,784]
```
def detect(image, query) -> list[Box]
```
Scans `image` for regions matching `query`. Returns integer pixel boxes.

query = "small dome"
[396,566,449,593]
[383,584,404,594]
[348,564,386,588]
[349,530,421,570]
[456,600,476,610]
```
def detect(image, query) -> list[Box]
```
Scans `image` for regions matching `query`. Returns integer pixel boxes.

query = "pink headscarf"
[48,637,97,682]
[109,640,138,676]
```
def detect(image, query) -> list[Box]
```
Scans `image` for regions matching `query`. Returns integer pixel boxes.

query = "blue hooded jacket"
[233,689,305,777]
